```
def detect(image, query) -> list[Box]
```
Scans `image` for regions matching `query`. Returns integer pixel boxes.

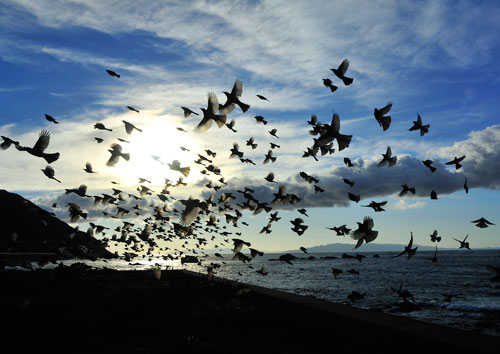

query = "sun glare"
[110,113,201,187]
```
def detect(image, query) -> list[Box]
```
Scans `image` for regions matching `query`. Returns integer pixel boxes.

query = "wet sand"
[0,264,498,353]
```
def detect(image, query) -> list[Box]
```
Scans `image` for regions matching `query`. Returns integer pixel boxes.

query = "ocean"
[16,249,500,336]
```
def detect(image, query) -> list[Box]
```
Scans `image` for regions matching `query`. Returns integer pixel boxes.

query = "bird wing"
[207,92,219,114]
[408,232,414,248]
[386,146,392,157]
[364,230,378,243]
[457,155,466,162]
[44,165,55,177]
[194,115,213,133]
[232,79,243,97]
[106,153,120,167]
[337,59,350,75]
[331,113,341,132]
[379,102,392,115]
[33,130,51,152]
[180,206,200,226]
[86,162,93,171]
[110,143,122,152]
[123,121,133,134]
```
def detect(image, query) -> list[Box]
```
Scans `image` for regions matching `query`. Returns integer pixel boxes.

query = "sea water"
[24,249,500,336]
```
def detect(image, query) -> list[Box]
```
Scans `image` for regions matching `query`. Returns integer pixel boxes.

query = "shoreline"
[1,266,498,353]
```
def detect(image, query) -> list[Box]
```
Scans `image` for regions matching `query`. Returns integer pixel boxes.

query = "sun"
[109,112,201,187]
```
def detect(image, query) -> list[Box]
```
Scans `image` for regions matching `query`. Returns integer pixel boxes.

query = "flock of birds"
[1,59,498,304]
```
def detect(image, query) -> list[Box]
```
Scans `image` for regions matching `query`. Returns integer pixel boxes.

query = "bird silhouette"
[83,162,96,173]
[348,192,360,203]
[374,102,392,131]
[94,123,112,132]
[1,136,19,150]
[430,230,441,242]
[232,238,251,253]
[409,114,430,136]
[94,137,104,143]
[105,69,120,78]
[181,107,199,118]
[15,130,60,163]
[393,232,418,259]
[453,235,471,250]
[399,184,416,197]
[106,144,130,166]
[246,137,258,149]
[362,200,387,212]
[221,79,250,113]
[179,198,208,226]
[422,159,436,172]
[300,246,308,254]
[44,114,59,124]
[430,190,438,200]
[378,146,397,167]
[195,92,227,133]
[344,157,353,167]
[270,142,280,149]
[269,128,279,138]
[471,217,494,228]
[229,143,244,158]
[445,155,466,170]
[254,115,268,125]
[263,150,276,164]
[314,113,352,151]
[350,216,378,249]
[256,94,270,102]
[122,120,142,134]
[464,177,469,194]
[331,59,353,85]
[41,165,61,183]
[168,160,190,177]
[265,172,278,183]
[226,119,237,132]
[68,202,87,222]
[127,106,139,113]
[322,78,338,92]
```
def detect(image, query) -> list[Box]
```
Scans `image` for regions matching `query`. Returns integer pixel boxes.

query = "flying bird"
[471,217,494,228]
[127,106,139,113]
[374,102,392,131]
[44,114,59,124]
[270,142,280,149]
[362,200,387,212]
[220,79,250,114]
[181,107,199,118]
[94,137,104,143]
[344,157,353,167]
[453,235,471,250]
[122,120,142,134]
[348,192,360,203]
[399,184,416,197]
[106,143,130,166]
[233,238,251,253]
[105,69,120,78]
[422,160,436,172]
[168,160,190,177]
[314,113,352,151]
[254,115,268,125]
[265,172,278,183]
[430,190,438,200]
[229,143,244,159]
[256,94,269,101]
[263,150,276,164]
[84,162,96,173]
[322,78,337,92]
[226,119,237,132]
[15,130,60,164]
[195,92,227,133]
[1,136,19,150]
[331,59,353,85]
[350,216,378,249]
[246,137,258,149]
[445,155,466,170]
[430,230,441,242]
[378,146,397,167]
[300,247,308,254]
[179,198,208,226]
[393,232,418,259]
[41,165,61,183]
[409,114,430,136]
[464,177,469,194]
[269,129,279,138]
[94,123,112,132]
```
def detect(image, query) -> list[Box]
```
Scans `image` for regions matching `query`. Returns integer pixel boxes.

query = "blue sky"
[1,0,500,252]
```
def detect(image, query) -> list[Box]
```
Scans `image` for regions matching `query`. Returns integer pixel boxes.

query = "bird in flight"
[422,159,436,172]
[254,115,268,125]
[393,232,418,259]
[378,146,397,167]
[331,59,353,85]
[409,114,429,136]
[220,79,250,114]
[44,114,59,124]
[322,78,337,92]
[94,123,112,132]
[344,157,353,167]
[453,235,471,250]
[105,69,120,78]
[314,113,352,151]
[122,120,142,134]
[429,230,441,242]
[195,92,227,133]
[127,106,139,113]
[1,136,19,150]
[15,130,60,164]
[106,143,130,166]
[41,165,61,183]
[471,217,494,228]
[374,102,392,131]
[84,162,96,173]
[181,107,199,118]
[168,160,190,177]
[256,94,270,101]
[399,184,416,197]
[445,155,466,170]
[350,216,378,249]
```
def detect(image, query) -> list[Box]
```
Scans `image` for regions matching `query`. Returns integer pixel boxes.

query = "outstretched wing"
[207,92,219,115]
[33,130,51,152]
[232,79,243,97]
[194,115,213,134]
[379,102,392,116]
[331,113,341,132]
[337,59,350,75]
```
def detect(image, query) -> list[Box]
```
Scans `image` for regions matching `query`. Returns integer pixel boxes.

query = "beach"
[1,264,498,353]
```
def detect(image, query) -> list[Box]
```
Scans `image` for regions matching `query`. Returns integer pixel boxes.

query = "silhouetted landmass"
[0,189,115,263]
[0,266,498,353]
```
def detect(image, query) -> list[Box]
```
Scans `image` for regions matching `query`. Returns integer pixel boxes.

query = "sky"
[1,0,500,253]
